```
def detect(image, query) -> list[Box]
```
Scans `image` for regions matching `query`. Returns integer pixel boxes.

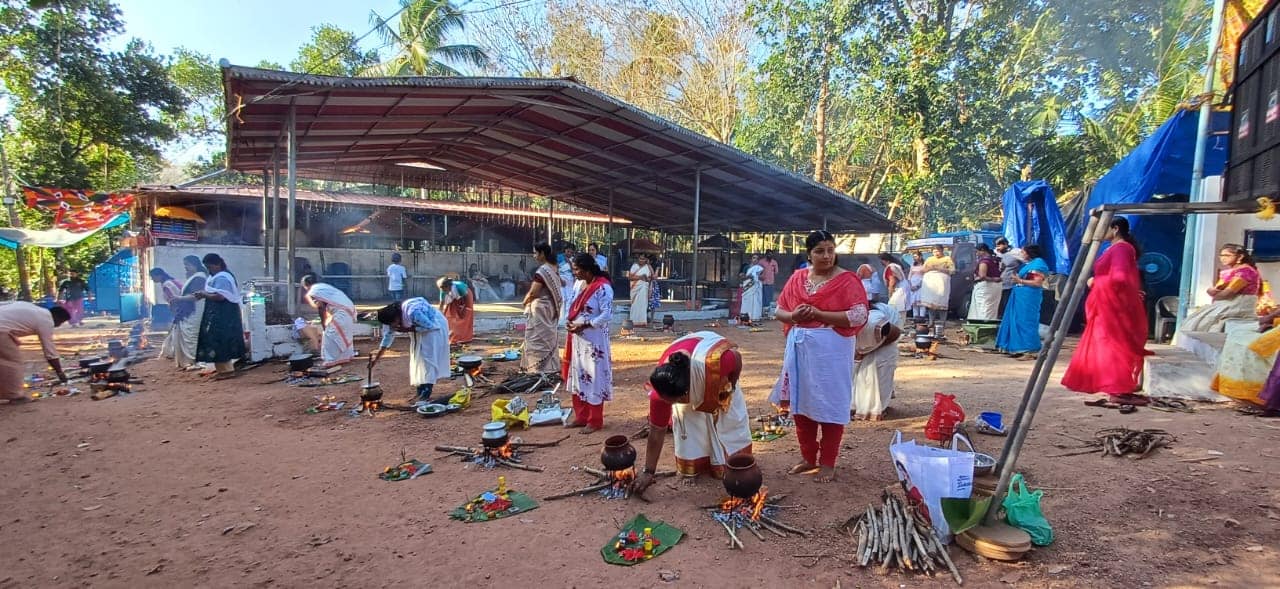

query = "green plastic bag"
[1002,473,1053,546]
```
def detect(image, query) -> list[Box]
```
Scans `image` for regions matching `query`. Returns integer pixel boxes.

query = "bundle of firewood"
[840,491,963,585]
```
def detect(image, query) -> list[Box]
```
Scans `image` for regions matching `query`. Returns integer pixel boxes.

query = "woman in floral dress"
[562,253,615,434]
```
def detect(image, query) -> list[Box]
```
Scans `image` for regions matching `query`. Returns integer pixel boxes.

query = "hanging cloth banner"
[1,187,135,249]
[0,213,130,249]
[22,186,135,232]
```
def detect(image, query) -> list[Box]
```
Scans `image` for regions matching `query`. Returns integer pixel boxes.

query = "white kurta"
[669,333,752,468]
[567,282,614,405]
[854,305,900,418]
[629,263,652,325]
[769,326,854,425]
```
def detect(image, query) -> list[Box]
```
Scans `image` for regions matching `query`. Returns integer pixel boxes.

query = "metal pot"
[287,353,314,372]
[600,434,637,471]
[78,356,102,369]
[360,382,383,403]
[662,314,675,328]
[723,454,763,499]
[457,355,484,371]
[622,319,635,330]
[88,360,112,375]
[106,368,130,383]
[482,421,509,448]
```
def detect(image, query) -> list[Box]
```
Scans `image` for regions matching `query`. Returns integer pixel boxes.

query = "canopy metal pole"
[271,152,281,281]
[691,169,702,304]
[992,212,1099,467]
[261,168,270,277]
[823,215,828,231]
[984,209,1112,526]
[607,189,615,275]
[286,105,298,315]
[547,198,554,246]
[1177,0,1226,322]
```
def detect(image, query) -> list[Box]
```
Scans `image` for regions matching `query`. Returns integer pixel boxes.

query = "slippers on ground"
[1111,394,1150,406]
[1117,404,1137,414]
[1151,398,1193,413]
[1084,398,1110,407]
[1236,405,1264,416]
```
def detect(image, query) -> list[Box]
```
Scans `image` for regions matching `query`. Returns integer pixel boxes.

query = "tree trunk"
[1021,163,1032,181]
[813,80,829,184]
[0,140,31,301]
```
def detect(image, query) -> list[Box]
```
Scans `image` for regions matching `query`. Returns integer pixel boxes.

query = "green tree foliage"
[0,0,187,290]
[740,0,1214,234]
[291,24,380,76]
[369,0,488,75]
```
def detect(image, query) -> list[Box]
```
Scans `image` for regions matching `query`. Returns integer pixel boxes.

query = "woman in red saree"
[437,277,474,345]
[1062,218,1151,396]
[768,230,868,482]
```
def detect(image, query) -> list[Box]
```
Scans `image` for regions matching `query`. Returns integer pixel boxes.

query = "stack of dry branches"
[1050,428,1175,459]
[840,491,962,585]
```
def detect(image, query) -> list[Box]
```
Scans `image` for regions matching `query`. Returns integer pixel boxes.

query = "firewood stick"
[544,481,611,500]
[745,523,766,541]
[856,520,869,567]
[584,466,676,479]
[911,527,933,571]
[434,444,479,454]
[930,531,964,585]
[511,435,570,448]
[761,515,808,537]
[497,458,544,472]
[757,517,788,537]
[720,520,744,550]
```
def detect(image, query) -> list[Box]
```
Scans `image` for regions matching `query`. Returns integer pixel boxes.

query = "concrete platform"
[1172,331,1226,366]
[1143,339,1230,402]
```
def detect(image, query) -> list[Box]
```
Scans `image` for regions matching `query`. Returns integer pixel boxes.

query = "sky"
[111,0,405,68]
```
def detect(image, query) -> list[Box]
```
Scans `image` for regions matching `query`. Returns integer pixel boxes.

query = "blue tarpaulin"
[1068,109,1231,248]
[1002,180,1072,274]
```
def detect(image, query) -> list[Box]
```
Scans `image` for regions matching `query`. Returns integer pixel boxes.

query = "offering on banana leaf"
[448,488,539,523]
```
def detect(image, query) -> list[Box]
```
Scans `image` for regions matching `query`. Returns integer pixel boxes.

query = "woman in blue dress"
[996,245,1049,356]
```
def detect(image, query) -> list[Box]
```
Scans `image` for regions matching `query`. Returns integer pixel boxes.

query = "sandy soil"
[2,319,1279,588]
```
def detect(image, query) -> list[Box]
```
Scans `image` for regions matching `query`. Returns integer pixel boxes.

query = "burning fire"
[720,486,769,521]
[361,399,382,413]
[610,467,635,488]
[491,442,515,461]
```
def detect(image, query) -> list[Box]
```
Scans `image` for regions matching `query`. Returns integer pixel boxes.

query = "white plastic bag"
[888,431,975,539]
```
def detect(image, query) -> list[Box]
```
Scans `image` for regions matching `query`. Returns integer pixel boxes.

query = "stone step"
[1172,331,1226,366]
[1143,344,1229,402]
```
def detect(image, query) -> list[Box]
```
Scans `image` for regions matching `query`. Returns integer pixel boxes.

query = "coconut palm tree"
[368,0,488,76]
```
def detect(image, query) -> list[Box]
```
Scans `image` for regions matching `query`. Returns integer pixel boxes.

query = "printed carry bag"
[888,431,975,539]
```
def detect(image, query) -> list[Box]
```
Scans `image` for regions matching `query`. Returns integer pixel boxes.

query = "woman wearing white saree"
[168,256,207,369]
[631,331,753,496]
[740,255,764,321]
[627,253,654,327]
[370,297,451,404]
[301,275,357,367]
[853,302,902,421]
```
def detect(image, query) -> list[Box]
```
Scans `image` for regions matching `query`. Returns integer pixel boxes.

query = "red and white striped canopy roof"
[222,66,895,233]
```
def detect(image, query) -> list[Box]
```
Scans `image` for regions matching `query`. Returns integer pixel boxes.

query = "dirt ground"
[2,318,1279,589]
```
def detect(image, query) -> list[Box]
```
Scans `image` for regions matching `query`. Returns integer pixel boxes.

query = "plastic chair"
[1154,296,1178,343]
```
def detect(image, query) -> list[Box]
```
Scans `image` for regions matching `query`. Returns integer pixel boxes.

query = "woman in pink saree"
[1061,218,1151,396]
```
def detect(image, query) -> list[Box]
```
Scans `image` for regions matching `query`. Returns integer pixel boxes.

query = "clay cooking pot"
[600,435,637,471]
[722,454,763,499]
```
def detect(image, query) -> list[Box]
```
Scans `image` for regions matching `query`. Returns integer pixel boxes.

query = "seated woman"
[468,263,502,303]
[1181,244,1262,334]
[1212,305,1280,406]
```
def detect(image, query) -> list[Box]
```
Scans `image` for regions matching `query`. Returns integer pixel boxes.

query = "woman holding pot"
[769,230,868,483]
[632,331,752,496]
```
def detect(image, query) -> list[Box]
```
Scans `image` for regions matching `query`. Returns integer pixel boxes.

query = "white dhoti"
[321,307,356,366]
[740,281,763,321]
[670,334,753,473]
[409,324,451,386]
[1,335,24,400]
[969,281,1001,321]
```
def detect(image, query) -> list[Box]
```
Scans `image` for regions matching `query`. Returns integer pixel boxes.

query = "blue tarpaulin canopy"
[1066,109,1231,249]
[1002,180,1072,274]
